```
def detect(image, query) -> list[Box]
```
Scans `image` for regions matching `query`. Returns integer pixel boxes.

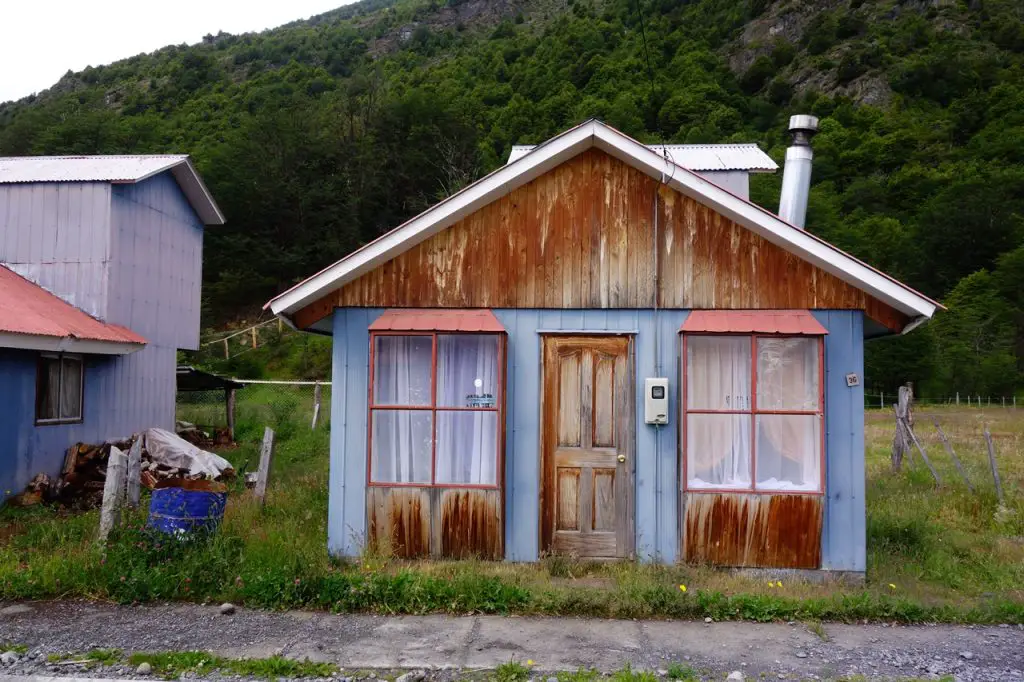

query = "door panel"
[542,335,633,558]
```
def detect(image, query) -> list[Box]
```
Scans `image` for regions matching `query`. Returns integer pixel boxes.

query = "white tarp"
[143,428,233,478]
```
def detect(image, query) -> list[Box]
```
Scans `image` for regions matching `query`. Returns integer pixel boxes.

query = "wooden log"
[932,417,973,492]
[98,447,128,542]
[903,418,941,485]
[311,382,322,429]
[125,437,143,508]
[983,427,1004,505]
[255,427,275,505]
[226,388,237,441]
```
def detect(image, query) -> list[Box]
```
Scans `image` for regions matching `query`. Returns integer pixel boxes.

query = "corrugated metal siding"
[696,171,749,200]
[109,173,204,350]
[506,144,777,172]
[814,310,867,572]
[0,346,177,498]
[0,182,112,318]
[327,307,865,566]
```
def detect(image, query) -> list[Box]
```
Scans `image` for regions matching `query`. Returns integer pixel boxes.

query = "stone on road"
[0,602,1021,681]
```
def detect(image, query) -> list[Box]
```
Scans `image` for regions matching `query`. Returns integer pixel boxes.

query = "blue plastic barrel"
[147,482,227,535]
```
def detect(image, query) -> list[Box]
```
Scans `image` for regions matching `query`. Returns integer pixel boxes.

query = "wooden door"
[541,335,634,558]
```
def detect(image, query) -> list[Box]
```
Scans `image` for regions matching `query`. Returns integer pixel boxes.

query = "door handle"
[617,454,626,463]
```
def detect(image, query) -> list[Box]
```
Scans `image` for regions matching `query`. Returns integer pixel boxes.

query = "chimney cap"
[788,114,819,135]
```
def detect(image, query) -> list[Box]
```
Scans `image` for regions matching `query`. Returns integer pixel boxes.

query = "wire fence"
[176,380,332,442]
[864,390,1019,411]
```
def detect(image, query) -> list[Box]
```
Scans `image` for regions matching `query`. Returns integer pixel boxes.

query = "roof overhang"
[114,158,225,226]
[267,120,941,334]
[0,332,145,355]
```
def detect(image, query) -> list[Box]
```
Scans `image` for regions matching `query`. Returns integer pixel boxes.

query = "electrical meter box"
[644,378,669,425]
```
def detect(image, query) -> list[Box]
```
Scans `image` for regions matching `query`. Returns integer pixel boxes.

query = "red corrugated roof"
[0,266,147,345]
[681,310,828,335]
[369,309,506,332]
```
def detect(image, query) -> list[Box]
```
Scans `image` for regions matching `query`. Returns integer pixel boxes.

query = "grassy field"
[0,401,1019,623]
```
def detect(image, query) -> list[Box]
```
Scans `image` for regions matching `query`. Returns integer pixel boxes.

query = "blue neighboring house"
[0,156,224,500]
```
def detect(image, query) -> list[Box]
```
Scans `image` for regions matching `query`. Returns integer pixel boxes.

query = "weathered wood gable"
[296,148,906,331]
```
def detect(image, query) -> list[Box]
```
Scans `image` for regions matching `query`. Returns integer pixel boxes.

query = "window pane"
[756,338,819,411]
[686,336,751,410]
[60,358,83,420]
[686,413,751,489]
[373,335,432,406]
[435,411,498,485]
[370,410,432,483]
[437,335,499,408]
[36,357,60,420]
[755,415,821,492]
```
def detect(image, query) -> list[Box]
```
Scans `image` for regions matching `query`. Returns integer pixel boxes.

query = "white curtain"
[436,335,499,485]
[755,337,821,491]
[686,336,752,489]
[371,336,433,483]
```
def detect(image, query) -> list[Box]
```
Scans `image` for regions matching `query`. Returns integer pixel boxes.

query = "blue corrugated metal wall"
[0,182,112,318]
[0,172,203,499]
[814,310,867,572]
[327,307,866,567]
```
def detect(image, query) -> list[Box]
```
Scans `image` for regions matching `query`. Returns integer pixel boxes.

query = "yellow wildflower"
[679,584,687,592]
[776,581,783,587]
[889,583,897,590]
[527,660,535,666]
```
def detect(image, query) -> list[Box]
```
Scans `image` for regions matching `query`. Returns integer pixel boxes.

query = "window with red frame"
[369,332,503,487]
[683,335,824,493]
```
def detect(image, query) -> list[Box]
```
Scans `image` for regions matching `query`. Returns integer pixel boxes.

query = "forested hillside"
[2,0,1023,397]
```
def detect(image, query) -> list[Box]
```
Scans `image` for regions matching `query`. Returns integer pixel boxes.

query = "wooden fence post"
[255,427,275,505]
[983,427,1004,506]
[892,384,913,471]
[223,338,230,359]
[226,388,237,441]
[99,447,128,541]
[932,417,973,492]
[311,382,322,429]
[126,437,143,508]
[955,391,959,406]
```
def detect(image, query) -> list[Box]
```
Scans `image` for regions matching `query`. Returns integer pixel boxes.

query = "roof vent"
[778,115,819,229]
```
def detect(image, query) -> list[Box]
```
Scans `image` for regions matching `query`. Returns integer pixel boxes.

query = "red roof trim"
[0,266,147,345]
[680,310,828,335]
[369,309,506,333]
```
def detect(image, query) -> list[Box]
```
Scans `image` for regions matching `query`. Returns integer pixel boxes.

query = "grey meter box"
[644,378,669,425]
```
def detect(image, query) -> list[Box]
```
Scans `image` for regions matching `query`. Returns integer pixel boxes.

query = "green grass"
[47,649,122,666]
[0,406,1019,624]
[494,660,531,682]
[126,651,337,680]
[1,643,27,655]
[664,663,698,681]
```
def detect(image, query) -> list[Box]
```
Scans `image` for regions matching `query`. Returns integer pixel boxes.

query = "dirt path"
[0,602,1021,681]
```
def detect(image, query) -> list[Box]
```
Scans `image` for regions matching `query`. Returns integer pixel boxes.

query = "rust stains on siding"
[440,489,503,559]
[366,487,430,558]
[366,487,503,559]
[683,493,823,569]
[295,148,907,333]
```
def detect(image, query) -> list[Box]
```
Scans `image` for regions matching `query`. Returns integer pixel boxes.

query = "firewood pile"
[11,429,235,509]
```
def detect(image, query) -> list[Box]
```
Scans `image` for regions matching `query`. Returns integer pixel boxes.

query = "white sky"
[0,0,356,103]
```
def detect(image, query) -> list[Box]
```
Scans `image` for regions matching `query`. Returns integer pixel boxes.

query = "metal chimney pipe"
[778,114,819,229]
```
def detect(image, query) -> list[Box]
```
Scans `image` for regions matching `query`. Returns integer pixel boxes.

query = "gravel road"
[0,601,1021,681]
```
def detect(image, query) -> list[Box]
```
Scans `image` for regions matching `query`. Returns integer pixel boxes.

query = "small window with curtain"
[369,331,504,488]
[36,353,84,424]
[683,331,823,494]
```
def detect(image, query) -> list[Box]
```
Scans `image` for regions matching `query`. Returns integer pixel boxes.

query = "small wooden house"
[268,120,938,576]
[0,155,224,500]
